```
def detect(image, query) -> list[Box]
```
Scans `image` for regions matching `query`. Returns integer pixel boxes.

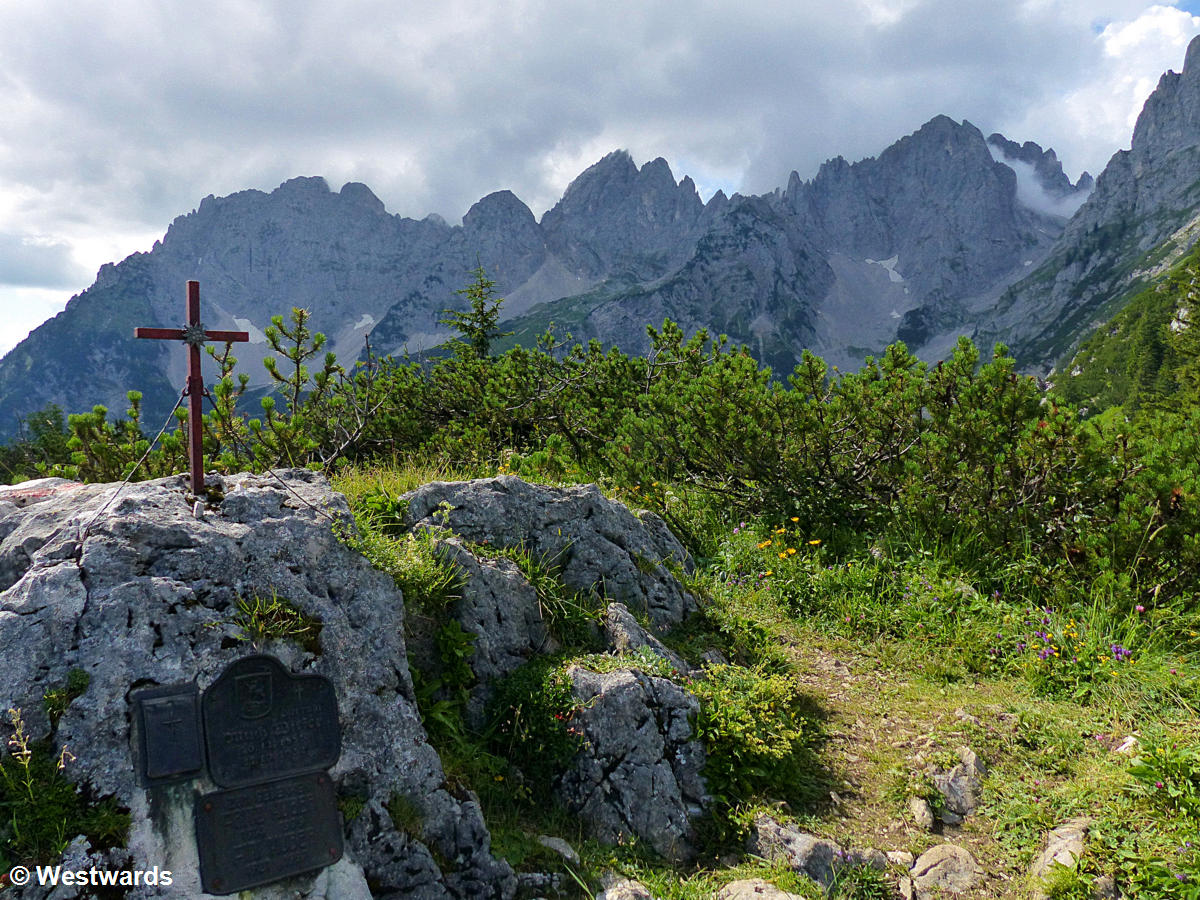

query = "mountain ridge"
[6,37,1200,435]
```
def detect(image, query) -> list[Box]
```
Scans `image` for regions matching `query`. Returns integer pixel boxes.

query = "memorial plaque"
[132,683,204,784]
[202,654,340,788]
[194,771,344,895]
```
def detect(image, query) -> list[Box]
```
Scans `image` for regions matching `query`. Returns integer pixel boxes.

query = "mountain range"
[2,36,1200,437]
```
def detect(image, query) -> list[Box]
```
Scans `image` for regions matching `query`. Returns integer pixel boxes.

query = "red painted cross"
[135,281,249,495]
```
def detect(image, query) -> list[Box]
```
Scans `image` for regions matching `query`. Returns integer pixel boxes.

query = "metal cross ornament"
[135,281,249,494]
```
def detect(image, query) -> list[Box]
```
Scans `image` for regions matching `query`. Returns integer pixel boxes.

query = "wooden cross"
[135,281,249,495]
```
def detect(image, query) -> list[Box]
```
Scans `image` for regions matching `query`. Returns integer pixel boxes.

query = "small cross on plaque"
[135,281,249,494]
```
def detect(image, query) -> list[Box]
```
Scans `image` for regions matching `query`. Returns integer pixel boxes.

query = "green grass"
[327,457,1200,898]
[1,708,130,870]
[230,590,322,654]
[43,668,90,728]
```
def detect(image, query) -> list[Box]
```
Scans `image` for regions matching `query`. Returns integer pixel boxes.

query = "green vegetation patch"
[43,669,90,728]
[230,591,322,654]
[1,708,129,870]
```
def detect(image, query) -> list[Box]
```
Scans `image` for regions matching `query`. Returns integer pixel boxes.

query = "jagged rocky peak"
[278,174,332,194]
[876,116,1002,178]
[543,150,703,223]
[540,150,709,278]
[459,190,546,278]
[1130,34,1200,161]
[986,134,1092,199]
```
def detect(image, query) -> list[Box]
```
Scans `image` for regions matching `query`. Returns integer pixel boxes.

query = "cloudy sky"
[2,0,1199,356]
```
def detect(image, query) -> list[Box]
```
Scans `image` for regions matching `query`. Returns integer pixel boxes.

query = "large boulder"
[0,470,515,899]
[402,476,697,629]
[558,666,708,861]
[417,536,557,725]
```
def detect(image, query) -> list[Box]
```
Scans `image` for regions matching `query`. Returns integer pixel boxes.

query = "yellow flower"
[787,548,797,555]
[764,570,773,576]
[790,517,799,523]
[758,540,773,549]
[779,551,787,559]
[808,539,821,546]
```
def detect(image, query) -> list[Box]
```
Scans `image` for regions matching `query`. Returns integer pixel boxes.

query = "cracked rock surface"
[403,476,697,629]
[559,666,708,861]
[0,470,515,900]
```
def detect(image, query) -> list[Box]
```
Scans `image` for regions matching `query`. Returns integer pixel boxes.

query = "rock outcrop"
[905,843,982,898]
[559,666,708,862]
[0,470,515,899]
[403,476,697,629]
[422,535,557,724]
[1,471,717,897]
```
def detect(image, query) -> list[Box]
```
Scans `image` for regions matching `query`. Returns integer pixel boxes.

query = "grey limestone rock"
[403,476,697,629]
[747,815,844,888]
[1030,817,1091,900]
[534,834,580,867]
[716,879,806,899]
[559,666,707,862]
[932,746,987,824]
[596,875,656,900]
[909,844,982,896]
[602,601,688,673]
[423,536,557,724]
[908,795,936,831]
[0,470,515,899]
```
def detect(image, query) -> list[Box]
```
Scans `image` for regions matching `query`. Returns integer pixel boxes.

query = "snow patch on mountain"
[865,255,904,283]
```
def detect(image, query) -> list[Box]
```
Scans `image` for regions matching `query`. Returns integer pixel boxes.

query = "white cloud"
[986,147,1093,219]
[0,287,75,359]
[1002,4,1200,179]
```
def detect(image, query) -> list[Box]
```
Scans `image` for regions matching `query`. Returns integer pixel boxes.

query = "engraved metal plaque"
[132,683,204,785]
[194,771,344,895]
[202,655,340,788]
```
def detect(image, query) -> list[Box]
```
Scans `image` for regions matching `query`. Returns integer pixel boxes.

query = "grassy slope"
[333,463,1200,900]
